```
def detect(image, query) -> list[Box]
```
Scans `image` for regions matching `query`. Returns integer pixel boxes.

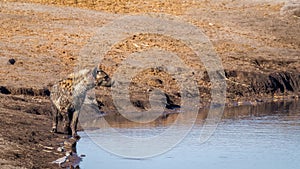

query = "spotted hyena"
[50,66,112,138]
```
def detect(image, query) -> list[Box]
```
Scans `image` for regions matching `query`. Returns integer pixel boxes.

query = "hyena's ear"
[91,66,98,77]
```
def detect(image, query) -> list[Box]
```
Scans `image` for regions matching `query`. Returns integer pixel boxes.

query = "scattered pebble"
[51,156,67,166]
[42,149,52,153]
[65,151,72,156]
[57,146,64,152]
[64,137,77,148]
[133,43,139,48]
[8,58,16,65]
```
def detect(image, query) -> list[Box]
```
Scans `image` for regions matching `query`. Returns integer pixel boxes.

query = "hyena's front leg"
[62,110,72,135]
[70,110,79,138]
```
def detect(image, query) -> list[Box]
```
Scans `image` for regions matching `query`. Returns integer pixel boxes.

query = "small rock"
[65,151,72,156]
[51,156,67,165]
[8,58,16,65]
[57,146,64,152]
[64,137,77,148]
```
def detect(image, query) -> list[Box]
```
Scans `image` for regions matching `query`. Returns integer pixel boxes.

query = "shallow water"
[77,100,300,169]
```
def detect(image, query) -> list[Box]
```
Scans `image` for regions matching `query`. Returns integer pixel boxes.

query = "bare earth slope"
[0,0,299,100]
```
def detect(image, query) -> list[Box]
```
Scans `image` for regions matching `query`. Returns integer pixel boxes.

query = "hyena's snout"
[97,75,114,87]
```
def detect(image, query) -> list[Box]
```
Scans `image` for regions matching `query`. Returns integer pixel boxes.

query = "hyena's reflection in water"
[50,67,113,138]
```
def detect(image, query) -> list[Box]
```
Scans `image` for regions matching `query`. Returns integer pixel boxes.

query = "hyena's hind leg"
[51,103,59,133]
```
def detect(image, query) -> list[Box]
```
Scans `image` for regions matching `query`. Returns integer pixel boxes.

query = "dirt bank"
[0,94,64,168]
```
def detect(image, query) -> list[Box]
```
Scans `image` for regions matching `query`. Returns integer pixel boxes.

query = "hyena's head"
[91,67,113,87]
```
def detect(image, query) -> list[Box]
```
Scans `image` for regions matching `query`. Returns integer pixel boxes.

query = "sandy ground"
[0,0,299,88]
[0,0,299,168]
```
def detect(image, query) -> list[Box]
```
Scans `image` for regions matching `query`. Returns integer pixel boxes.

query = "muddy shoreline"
[0,0,299,168]
[0,87,299,168]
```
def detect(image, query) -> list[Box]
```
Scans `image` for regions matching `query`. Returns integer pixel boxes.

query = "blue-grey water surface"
[77,100,300,169]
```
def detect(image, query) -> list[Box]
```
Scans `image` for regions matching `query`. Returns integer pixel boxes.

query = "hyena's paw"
[63,126,72,136]
[72,133,81,140]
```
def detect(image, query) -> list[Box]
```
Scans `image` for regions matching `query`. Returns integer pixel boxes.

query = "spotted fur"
[50,67,112,137]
